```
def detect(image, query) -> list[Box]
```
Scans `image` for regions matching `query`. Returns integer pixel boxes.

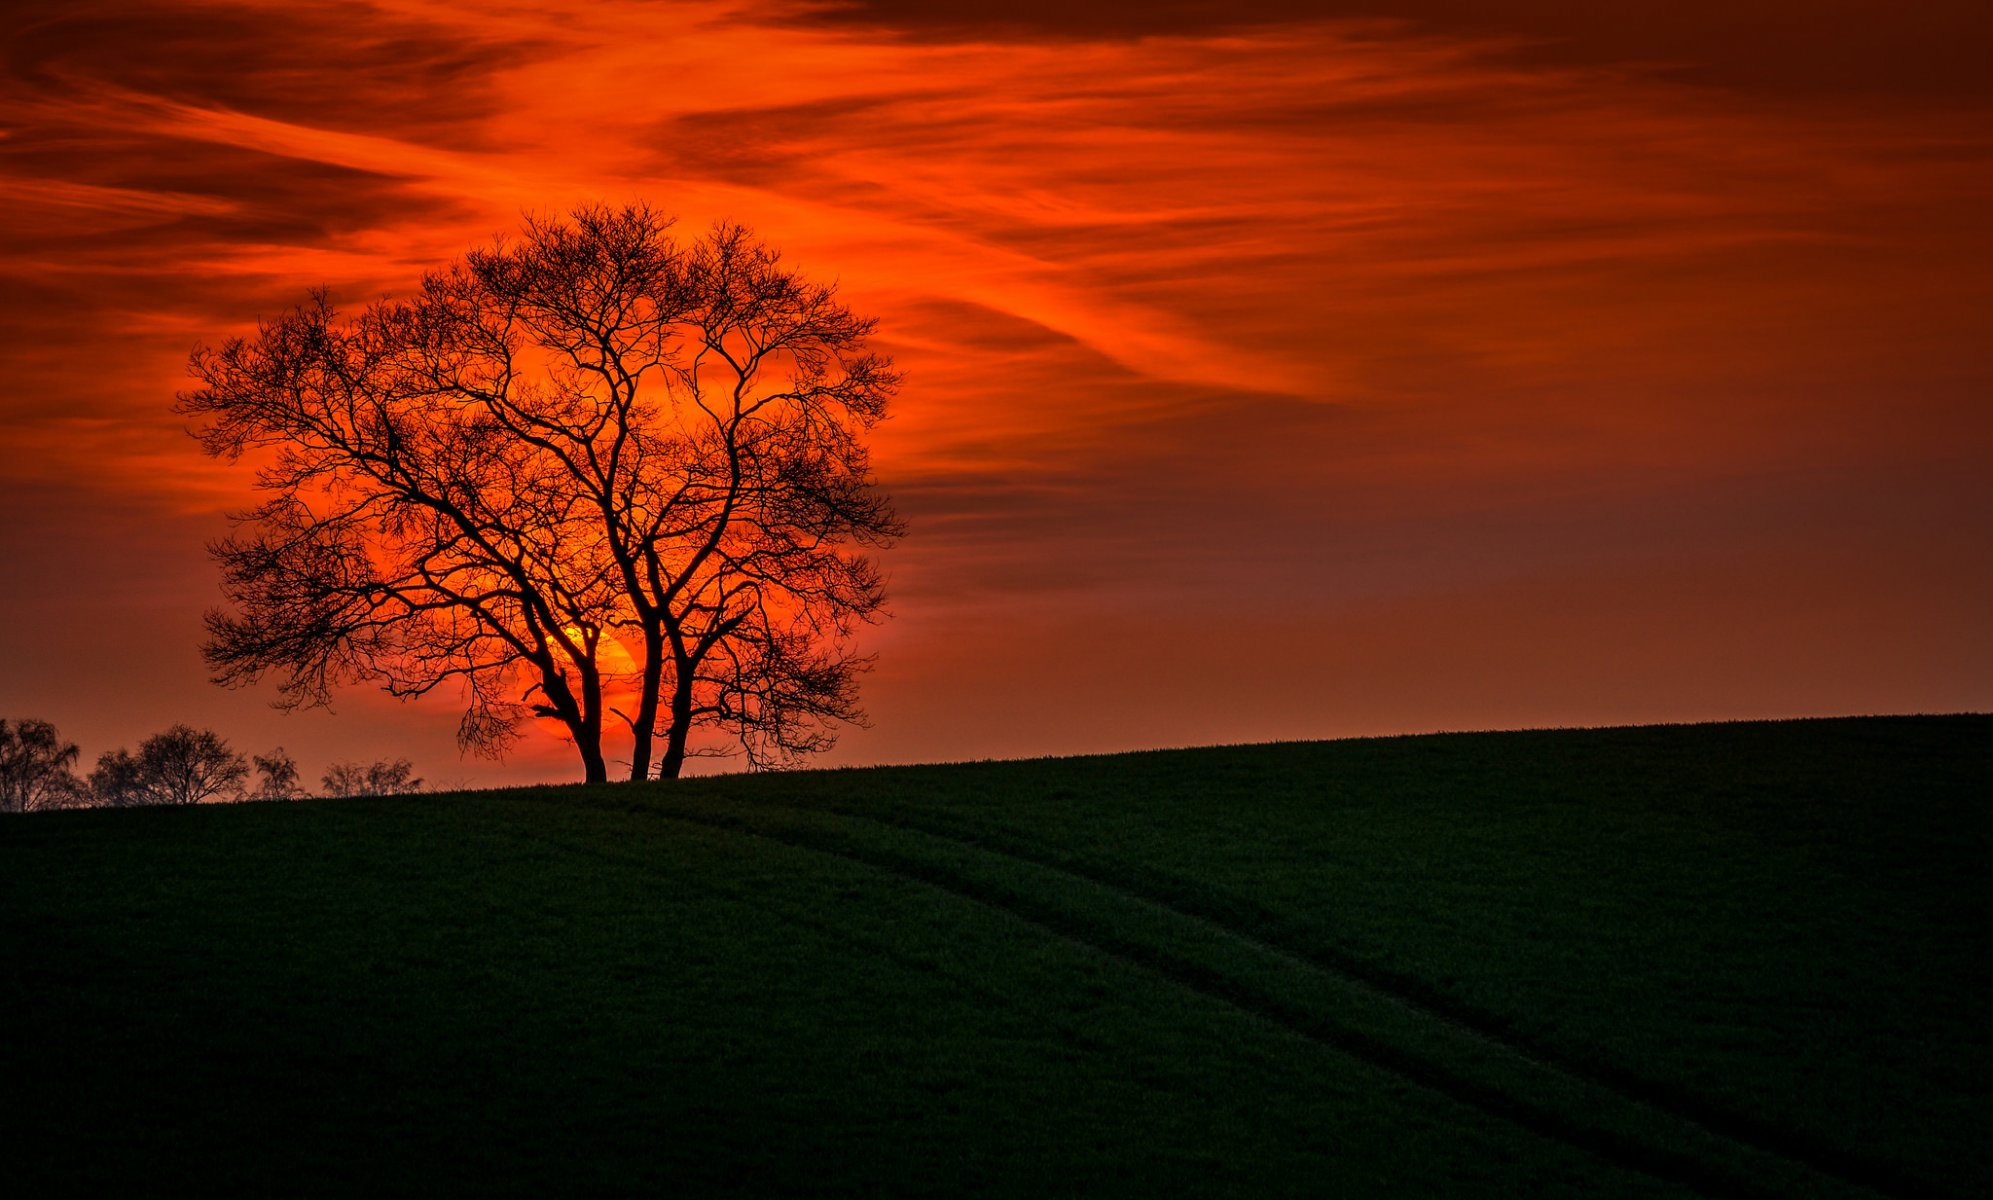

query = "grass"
[3,714,1986,1196]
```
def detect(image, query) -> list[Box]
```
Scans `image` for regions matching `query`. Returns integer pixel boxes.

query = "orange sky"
[3,0,1989,787]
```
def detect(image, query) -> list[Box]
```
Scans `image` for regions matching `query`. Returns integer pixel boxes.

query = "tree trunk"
[655,659,696,780]
[626,626,665,781]
[535,663,608,785]
[575,653,609,785]
[579,740,609,784]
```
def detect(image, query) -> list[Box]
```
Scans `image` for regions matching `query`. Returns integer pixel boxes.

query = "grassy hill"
[4,715,1987,1197]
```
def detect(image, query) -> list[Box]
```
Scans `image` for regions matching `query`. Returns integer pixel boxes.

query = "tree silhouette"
[90,725,248,807]
[320,759,423,798]
[250,747,307,801]
[180,204,903,782]
[0,718,83,813]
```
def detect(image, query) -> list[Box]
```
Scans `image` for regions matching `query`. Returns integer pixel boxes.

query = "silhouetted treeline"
[0,717,422,811]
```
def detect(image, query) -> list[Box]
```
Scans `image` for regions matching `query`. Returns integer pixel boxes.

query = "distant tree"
[320,758,423,798]
[90,725,249,807]
[87,748,148,808]
[180,203,903,782]
[250,747,308,801]
[0,718,84,813]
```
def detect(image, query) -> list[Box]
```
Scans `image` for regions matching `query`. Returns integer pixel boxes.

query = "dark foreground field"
[4,716,1988,1197]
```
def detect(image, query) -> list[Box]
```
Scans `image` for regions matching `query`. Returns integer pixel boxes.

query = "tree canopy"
[0,718,82,812]
[179,205,903,782]
[89,724,249,807]
[321,759,424,798]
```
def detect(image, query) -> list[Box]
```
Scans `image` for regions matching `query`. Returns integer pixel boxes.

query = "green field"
[4,715,1987,1196]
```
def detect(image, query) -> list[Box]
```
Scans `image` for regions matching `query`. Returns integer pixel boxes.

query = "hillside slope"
[5,715,1987,1196]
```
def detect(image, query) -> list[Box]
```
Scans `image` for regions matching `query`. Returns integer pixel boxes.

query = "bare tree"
[320,758,423,798]
[0,718,84,812]
[90,725,249,807]
[87,749,148,809]
[250,747,308,800]
[181,204,903,782]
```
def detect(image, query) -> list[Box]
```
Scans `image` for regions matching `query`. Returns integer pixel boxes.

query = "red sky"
[3,0,1989,788]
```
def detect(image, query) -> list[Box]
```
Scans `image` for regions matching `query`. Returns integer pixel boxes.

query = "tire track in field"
[493,818,1128,1061]
[608,797,1849,1200]
[774,800,1941,1200]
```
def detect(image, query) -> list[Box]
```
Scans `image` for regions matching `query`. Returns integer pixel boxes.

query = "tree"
[0,718,83,813]
[320,758,423,798]
[180,204,903,782]
[86,749,148,808]
[250,747,308,800]
[90,725,249,807]
[144,725,247,805]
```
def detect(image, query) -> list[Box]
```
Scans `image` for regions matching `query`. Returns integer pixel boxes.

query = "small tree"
[87,749,148,808]
[91,725,249,807]
[321,758,423,798]
[0,718,83,813]
[250,747,308,801]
